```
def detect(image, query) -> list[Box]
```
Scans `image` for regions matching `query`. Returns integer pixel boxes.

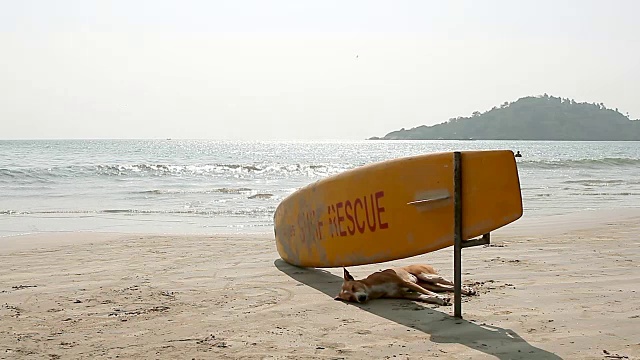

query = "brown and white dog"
[334,264,476,305]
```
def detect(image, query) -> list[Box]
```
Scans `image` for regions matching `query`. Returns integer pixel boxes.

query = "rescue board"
[274,150,522,268]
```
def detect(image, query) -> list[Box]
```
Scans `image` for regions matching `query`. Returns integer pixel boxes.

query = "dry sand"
[1,210,640,360]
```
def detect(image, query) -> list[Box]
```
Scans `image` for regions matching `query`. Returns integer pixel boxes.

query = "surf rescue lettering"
[290,191,389,242]
[327,191,389,238]
[289,190,389,241]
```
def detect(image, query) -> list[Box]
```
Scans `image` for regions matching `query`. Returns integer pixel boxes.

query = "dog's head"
[334,268,369,303]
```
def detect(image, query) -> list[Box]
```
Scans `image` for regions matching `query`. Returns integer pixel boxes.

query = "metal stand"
[453,152,490,319]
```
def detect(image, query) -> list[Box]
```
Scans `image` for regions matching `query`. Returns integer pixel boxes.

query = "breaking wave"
[0,163,353,180]
[0,207,276,217]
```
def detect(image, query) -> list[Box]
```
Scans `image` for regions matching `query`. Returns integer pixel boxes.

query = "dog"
[334,264,476,306]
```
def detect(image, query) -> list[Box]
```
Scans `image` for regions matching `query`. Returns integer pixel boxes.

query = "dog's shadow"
[274,259,562,360]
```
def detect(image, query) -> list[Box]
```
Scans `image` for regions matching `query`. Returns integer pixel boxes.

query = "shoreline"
[1,210,640,359]
[3,206,640,245]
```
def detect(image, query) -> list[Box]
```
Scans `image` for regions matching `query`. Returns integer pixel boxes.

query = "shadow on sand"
[275,259,562,360]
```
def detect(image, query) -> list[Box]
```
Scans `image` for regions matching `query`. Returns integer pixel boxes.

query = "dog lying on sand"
[335,264,476,305]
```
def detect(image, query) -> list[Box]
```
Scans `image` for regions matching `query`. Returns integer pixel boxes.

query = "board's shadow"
[274,259,562,360]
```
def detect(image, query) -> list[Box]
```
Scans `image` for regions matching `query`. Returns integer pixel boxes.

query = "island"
[370,95,640,141]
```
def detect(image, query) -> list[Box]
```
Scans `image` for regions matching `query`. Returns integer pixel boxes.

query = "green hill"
[371,95,640,141]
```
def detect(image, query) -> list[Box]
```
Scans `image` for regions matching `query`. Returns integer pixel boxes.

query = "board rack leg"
[453,152,463,318]
[453,152,491,319]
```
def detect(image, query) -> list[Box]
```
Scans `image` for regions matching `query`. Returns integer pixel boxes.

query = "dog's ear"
[343,268,355,281]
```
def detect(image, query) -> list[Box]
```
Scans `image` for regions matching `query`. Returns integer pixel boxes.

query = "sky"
[1,0,639,140]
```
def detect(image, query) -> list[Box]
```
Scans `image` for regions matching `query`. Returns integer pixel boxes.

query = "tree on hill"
[373,95,640,141]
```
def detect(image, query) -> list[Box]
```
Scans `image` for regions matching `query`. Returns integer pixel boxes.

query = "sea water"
[1,139,639,237]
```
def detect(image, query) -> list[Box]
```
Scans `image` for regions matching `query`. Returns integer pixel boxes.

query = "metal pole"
[453,151,462,318]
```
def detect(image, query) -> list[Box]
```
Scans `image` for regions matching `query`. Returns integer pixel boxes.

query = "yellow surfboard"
[274,150,522,268]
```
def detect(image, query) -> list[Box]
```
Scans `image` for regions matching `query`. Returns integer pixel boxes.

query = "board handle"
[407,194,450,206]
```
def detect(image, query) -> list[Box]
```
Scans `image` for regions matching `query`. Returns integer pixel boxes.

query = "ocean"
[1,139,639,237]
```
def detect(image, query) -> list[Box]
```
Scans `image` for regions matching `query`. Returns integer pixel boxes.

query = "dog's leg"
[402,282,451,305]
[402,291,451,305]
[419,282,477,296]
[419,282,455,292]
[416,273,477,295]
[415,273,454,286]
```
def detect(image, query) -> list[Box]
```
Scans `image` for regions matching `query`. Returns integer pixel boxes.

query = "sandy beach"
[1,210,640,360]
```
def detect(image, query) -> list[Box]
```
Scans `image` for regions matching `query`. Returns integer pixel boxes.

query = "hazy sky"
[2,0,639,140]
